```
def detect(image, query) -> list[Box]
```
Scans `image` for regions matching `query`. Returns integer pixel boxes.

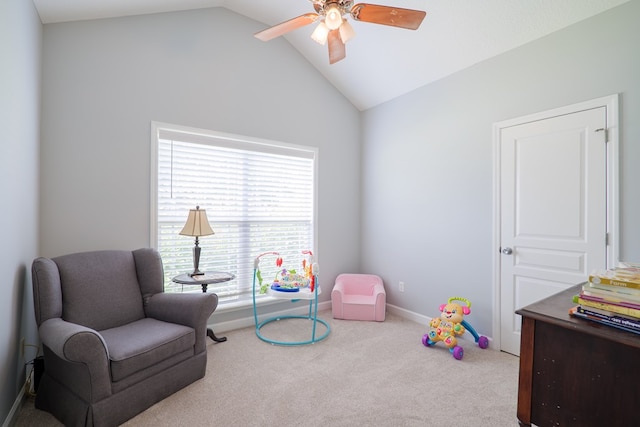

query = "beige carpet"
[15,311,520,426]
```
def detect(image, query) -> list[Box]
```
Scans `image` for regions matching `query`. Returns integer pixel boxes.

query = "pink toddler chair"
[331,274,386,321]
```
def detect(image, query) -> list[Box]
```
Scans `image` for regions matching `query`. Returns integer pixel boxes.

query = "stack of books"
[570,264,640,335]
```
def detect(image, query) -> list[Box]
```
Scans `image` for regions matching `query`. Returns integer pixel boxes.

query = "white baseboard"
[2,386,26,427]
[210,300,332,333]
[386,303,431,324]
[211,302,492,344]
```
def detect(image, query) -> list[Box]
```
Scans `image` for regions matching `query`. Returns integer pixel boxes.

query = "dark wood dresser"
[516,284,640,426]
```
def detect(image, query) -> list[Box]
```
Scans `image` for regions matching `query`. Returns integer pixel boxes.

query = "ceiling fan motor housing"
[312,0,354,17]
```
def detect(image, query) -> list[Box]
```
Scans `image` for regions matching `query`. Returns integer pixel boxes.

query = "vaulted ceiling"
[32,0,629,110]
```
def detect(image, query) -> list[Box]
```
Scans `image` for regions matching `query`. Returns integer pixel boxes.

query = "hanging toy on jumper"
[302,250,315,292]
[422,297,489,360]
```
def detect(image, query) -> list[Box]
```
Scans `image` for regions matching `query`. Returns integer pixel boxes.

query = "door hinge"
[605,232,609,246]
[595,128,608,142]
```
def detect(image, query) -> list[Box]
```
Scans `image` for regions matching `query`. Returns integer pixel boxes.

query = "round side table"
[172,271,236,343]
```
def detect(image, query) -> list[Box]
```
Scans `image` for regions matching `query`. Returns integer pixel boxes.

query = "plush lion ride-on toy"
[422,297,489,360]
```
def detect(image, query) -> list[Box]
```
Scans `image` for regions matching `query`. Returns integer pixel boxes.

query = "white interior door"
[497,103,612,356]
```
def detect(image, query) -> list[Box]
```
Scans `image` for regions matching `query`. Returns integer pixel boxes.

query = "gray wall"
[39,8,361,321]
[0,0,41,422]
[361,0,640,336]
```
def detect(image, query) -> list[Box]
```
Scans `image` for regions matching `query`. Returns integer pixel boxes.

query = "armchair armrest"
[331,282,344,298]
[372,282,386,296]
[373,282,387,321]
[144,293,218,353]
[39,318,112,402]
[331,283,344,318]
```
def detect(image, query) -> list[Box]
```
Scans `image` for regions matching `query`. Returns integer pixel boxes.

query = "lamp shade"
[311,21,330,45]
[179,206,214,237]
[324,5,343,30]
[339,19,356,43]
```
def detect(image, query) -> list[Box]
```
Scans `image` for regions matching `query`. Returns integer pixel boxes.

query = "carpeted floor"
[15,311,520,426]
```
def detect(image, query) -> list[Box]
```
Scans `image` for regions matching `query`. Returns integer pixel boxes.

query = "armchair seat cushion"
[341,294,378,305]
[100,318,195,382]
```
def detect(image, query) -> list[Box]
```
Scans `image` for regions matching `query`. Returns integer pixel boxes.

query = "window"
[151,123,317,302]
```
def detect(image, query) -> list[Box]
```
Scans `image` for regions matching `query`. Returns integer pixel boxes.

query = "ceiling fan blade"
[350,3,426,30]
[254,13,319,41]
[327,29,346,64]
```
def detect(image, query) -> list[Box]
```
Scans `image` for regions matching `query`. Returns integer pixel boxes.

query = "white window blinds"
[153,124,316,299]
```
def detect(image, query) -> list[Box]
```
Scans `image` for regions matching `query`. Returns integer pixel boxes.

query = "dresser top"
[516,283,640,349]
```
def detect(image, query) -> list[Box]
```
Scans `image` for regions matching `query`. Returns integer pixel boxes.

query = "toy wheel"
[452,346,464,360]
[478,335,489,349]
[422,334,433,347]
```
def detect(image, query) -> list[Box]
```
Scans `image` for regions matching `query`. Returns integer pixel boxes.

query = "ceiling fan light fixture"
[339,19,355,43]
[324,5,343,30]
[255,1,427,65]
[311,21,330,45]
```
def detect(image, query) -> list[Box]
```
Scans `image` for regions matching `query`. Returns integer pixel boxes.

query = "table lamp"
[179,206,214,276]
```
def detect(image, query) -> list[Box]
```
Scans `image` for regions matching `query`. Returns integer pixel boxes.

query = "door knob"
[501,247,513,255]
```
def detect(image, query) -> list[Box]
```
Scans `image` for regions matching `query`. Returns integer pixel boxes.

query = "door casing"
[492,94,619,352]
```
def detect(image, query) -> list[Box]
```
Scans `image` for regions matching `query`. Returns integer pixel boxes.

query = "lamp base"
[190,244,205,277]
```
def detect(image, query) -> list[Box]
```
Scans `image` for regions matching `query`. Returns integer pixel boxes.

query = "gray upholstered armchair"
[31,248,218,426]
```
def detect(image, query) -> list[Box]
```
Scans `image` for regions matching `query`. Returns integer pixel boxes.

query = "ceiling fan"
[254,0,426,64]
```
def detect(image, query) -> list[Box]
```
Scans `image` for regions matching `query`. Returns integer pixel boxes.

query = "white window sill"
[170,287,289,313]
[214,294,285,313]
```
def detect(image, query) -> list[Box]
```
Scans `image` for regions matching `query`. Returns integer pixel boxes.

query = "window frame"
[150,121,319,306]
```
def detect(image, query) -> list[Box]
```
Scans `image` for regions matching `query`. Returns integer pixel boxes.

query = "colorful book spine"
[575,303,638,321]
[569,306,640,336]
[589,269,640,290]
[576,306,640,331]
[572,295,640,319]
[578,292,640,311]
[583,282,640,301]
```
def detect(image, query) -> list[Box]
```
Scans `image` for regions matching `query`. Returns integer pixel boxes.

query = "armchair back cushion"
[55,251,145,331]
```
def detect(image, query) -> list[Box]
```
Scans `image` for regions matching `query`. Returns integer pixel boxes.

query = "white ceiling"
[32,0,629,111]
